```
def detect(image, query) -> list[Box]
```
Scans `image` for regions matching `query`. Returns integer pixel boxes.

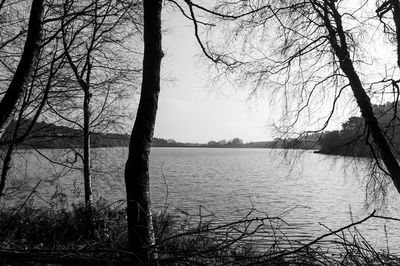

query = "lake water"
[3,147,400,252]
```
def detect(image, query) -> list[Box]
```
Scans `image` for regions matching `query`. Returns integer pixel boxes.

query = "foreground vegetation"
[0,199,399,265]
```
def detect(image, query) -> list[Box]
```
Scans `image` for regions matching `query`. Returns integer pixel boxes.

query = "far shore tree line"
[152,137,248,147]
[152,136,319,149]
[319,101,400,158]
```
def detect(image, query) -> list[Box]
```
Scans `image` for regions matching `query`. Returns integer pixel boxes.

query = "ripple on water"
[4,147,400,253]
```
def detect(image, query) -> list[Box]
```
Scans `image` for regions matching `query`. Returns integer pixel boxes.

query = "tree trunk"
[339,57,400,193]
[0,103,30,198]
[124,0,163,262]
[83,90,92,206]
[390,0,400,69]
[0,143,14,198]
[319,2,400,193]
[0,0,44,139]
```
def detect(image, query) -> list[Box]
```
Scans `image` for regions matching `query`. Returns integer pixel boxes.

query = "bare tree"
[168,0,400,199]
[0,0,142,205]
[29,0,142,206]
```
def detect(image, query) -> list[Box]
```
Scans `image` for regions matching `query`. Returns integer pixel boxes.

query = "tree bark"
[83,90,92,206]
[124,0,163,262]
[0,0,44,139]
[0,143,14,198]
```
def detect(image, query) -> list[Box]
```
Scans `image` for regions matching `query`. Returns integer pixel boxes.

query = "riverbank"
[1,200,399,265]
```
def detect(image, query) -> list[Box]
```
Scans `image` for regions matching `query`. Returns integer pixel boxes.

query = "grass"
[0,200,400,265]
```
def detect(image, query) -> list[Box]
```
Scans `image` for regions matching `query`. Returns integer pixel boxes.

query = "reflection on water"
[3,147,400,252]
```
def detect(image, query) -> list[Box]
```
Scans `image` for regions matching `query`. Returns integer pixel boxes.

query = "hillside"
[2,120,130,149]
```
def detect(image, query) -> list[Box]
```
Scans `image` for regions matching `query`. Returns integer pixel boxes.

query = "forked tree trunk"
[0,0,44,139]
[124,0,163,262]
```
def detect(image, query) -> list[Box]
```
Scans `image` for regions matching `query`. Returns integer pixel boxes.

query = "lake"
[3,147,400,252]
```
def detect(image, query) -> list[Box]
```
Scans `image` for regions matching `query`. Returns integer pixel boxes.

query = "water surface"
[4,147,400,251]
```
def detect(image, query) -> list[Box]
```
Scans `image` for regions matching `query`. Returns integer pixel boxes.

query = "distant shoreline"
[151,145,266,148]
[5,120,321,150]
[151,145,320,150]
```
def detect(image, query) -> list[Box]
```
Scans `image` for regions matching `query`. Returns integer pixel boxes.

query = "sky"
[152,4,376,144]
[153,8,274,143]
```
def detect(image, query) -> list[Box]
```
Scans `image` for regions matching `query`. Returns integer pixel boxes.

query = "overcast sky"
[153,8,275,143]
